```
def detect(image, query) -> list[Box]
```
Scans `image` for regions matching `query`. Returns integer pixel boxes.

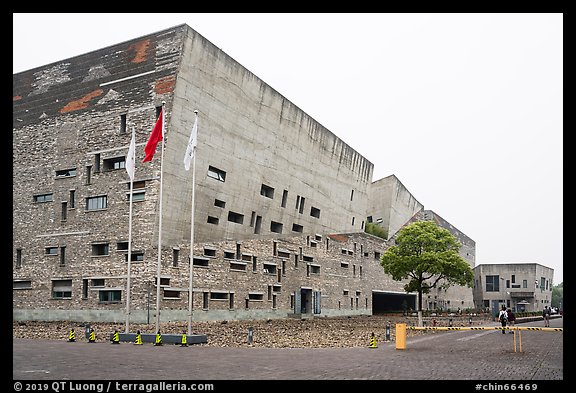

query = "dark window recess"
[193,257,209,267]
[86,165,92,184]
[270,221,283,233]
[34,193,53,203]
[125,252,144,262]
[13,280,32,289]
[299,197,305,214]
[260,184,275,198]
[292,223,303,233]
[92,243,109,256]
[164,290,180,299]
[99,290,121,303]
[254,215,262,234]
[94,154,101,172]
[207,216,219,225]
[230,261,247,271]
[55,168,77,178]
[172,249,179,267]
[103,157,126,171]
[248,293,263,301]
[59,246,66,266]
[214,199,226,208]
[16,249,22,268]
[132,180,146,189]
[203,248,217,257]
[120,114,127,133]
[117,241,128,251]
[281,190,288,207]
[228,211,244,224]
[310,206,321,218]
[210,292,229,300]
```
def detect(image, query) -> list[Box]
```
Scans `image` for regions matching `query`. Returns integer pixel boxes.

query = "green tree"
[551,282,563,309]
[380,220,474,326]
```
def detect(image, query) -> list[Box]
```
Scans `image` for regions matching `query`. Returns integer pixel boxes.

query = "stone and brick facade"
[13,24,476,322]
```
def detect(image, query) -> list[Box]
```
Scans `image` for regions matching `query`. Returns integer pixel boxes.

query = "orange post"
[396,323,407,350]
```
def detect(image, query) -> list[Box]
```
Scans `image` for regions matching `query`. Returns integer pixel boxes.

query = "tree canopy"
[380,220,474,316]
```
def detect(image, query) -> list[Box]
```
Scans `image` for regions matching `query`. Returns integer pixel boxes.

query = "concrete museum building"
[13,24,476,323]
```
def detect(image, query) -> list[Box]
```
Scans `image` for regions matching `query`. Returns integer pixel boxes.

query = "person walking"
[543,306,551,327]
[498,305,508,334]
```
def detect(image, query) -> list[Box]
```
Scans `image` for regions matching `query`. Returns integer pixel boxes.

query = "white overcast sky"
[13,13,563,284]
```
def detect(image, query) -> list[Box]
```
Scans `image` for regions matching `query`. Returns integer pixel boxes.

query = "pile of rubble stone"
[13,314,494,348]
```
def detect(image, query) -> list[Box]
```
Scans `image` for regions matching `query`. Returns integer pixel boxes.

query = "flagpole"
[187,110,198,336]
[155,102,166,334]
[125,127,135,334]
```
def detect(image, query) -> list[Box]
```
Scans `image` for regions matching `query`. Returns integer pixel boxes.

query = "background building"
[13,24,475,322]
[472,263,554,316]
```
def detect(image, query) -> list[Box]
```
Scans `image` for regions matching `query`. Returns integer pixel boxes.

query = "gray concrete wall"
[367,175,423,239]
[162,26,373,246]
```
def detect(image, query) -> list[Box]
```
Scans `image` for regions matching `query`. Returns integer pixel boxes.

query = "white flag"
[183,115,198,171]
[126,130,136,181]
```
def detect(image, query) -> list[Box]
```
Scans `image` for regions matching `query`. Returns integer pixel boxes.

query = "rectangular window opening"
[270,221,283,234]
[207,166,226,182]
[260,184,275,199]
[228,211,244,224]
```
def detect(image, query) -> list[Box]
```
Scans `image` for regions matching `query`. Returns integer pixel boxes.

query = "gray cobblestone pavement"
[13,317,563,384]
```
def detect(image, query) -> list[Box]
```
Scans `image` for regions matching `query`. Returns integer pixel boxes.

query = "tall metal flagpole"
[187,110,198,336]
[155,102,166,334]
[125,127,135,334]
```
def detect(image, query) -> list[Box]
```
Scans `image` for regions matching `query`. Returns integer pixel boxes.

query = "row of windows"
[14,278,368,311]
[16,231,381,270]
[14,242,144,269]
[483,275,551,292]
[207,166,346,225]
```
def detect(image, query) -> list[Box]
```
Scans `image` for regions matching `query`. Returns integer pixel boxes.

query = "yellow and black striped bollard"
[88,328,96,343]
[369,332,378,348]
[154,330,163,346]
[134,330,143,345]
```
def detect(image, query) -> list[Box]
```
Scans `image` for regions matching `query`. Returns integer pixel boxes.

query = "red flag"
[143,110,163,162]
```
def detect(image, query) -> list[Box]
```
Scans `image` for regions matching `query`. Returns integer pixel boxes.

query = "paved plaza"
[13,317,563,386]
